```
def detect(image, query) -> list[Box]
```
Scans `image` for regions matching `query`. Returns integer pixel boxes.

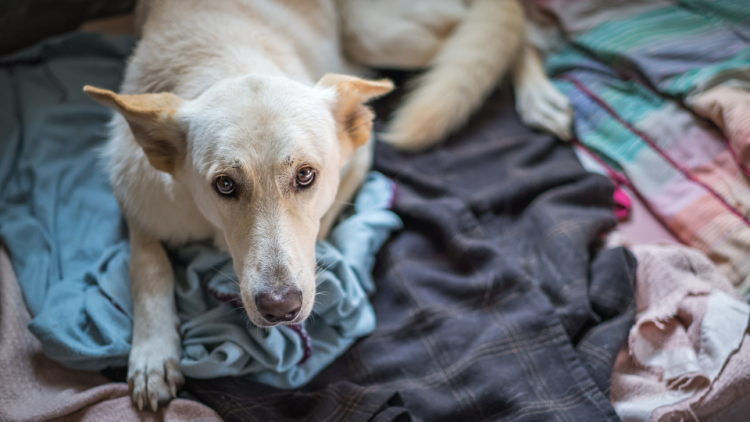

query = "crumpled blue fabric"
[0,32,402,389]
[173,172,400,387]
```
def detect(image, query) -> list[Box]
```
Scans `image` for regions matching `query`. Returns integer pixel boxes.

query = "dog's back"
[127,0,355,98]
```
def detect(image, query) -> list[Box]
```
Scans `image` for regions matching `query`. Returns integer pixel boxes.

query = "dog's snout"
[255,288,302,323]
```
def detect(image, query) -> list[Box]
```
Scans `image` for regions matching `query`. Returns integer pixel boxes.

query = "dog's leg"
[127,224,184,411]
[512,43,573,140]
[318,137,374,240]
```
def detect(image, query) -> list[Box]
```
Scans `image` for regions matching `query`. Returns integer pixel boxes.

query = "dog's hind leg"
[127,224,184,411]
[512,44,573,140]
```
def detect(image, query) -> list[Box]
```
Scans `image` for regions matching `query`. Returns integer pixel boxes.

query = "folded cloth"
[0,245,222,422]
[543,0,750,290]
[183,80,638,422]
[0,32,402,389]
[611,243,750,422]
[691,83,750,174]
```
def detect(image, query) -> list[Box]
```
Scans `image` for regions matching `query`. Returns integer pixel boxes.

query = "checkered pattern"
[184,82,637,422]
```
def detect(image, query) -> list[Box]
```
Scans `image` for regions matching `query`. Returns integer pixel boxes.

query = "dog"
[83,0,572,411]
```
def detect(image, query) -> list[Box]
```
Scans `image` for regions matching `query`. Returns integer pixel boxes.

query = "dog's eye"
[215,176,236,196]
[296,167,315,187]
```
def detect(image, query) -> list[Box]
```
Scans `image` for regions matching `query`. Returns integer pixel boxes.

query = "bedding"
[0,245,222,422]
[540,0,750,292]
[0,32,402,389]
[0,0,135,55]
[0,28,637,422]
[179,79,638,421]
[611,243,750,422]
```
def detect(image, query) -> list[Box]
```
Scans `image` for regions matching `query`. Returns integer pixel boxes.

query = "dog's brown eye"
[296,167,315,187]
[215,176,235,195]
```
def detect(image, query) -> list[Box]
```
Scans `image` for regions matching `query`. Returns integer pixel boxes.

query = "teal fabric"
[0,32,402,388]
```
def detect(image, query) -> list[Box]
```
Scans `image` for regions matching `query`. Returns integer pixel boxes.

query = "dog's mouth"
[207,284,313,365]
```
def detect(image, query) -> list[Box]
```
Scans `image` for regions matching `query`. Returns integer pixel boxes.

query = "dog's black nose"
[255,288,302,323]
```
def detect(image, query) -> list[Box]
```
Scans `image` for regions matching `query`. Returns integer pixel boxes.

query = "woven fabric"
[544,0,750,291]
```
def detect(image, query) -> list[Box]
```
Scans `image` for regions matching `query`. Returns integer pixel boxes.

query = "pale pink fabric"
[691,85,750,177]
[611,243,750,421]
[0,247,222,422]
[650,335,750,421]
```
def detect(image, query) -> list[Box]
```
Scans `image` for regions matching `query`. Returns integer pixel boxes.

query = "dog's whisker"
[209,265,238,283]
[315,260,336,279]
[315,250,330,267]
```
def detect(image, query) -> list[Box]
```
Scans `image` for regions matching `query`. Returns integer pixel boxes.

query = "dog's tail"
[382,0,525,150]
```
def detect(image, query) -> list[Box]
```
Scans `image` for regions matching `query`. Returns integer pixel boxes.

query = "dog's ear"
[315,74,393,156]
[84,86,185,174]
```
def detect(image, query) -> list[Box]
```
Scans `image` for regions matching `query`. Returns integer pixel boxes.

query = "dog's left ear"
[315,74,393,157]
[83,85,186,174]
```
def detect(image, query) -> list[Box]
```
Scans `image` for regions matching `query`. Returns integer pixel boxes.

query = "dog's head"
[84,74,392,327]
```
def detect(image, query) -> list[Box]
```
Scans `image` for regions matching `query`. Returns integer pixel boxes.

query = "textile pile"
[181,76,639,421]
[530,0,750,419]
[540,0,750,291]
[0,33,638,421]
[3,1,750,419]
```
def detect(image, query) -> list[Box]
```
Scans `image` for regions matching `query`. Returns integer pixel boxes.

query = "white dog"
[83,0,572,410]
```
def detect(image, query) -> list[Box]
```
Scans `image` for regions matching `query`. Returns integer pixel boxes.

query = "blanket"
[611,243,750,422]
[0,32,402,389]
[542,0,750,291]
[180,78,638,421]
[0,245,222,422]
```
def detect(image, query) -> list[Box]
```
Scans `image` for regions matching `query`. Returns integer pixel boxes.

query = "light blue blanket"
[0,33,402,388]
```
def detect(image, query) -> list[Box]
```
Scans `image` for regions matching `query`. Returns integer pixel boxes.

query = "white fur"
[342,0,573,149]
[87,0,572,410]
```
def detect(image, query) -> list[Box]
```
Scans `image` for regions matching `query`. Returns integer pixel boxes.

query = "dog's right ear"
[84,86,185,174]
[315,74,393,163]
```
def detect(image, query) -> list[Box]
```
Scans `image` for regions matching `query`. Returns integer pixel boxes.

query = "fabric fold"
[183,76,637,422]
[544,0,750,289]
[611,243,750,422]
[0,244,222,422]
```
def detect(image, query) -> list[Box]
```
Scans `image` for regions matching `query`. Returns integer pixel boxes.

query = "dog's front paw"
[516,80,574,141]
[128,342,184,412]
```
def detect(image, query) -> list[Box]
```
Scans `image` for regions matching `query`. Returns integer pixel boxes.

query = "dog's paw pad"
[128,349,184,411]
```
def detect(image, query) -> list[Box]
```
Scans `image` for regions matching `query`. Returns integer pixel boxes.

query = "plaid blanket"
[543,0,750,292]
[181,82,638,422]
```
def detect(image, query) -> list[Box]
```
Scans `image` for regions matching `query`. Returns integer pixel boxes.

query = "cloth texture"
[0,0,136,55]
[0,245,222,422]
[182,79,638,422]
[610,243,750,422]
[541,0,750,291]
[0,32,401,389]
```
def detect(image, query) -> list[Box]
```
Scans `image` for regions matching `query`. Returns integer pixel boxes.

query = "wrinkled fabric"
[0,32,402,389]
[691,83,750,172]
[175,172,401,387]
[544,0,750,290]
[0,245,223,422]
[183,78,638,422]
[611,243,750,422]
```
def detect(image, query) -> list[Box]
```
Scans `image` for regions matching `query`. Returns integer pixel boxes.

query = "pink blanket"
[611,243,750,421]
[0,246,222,422]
